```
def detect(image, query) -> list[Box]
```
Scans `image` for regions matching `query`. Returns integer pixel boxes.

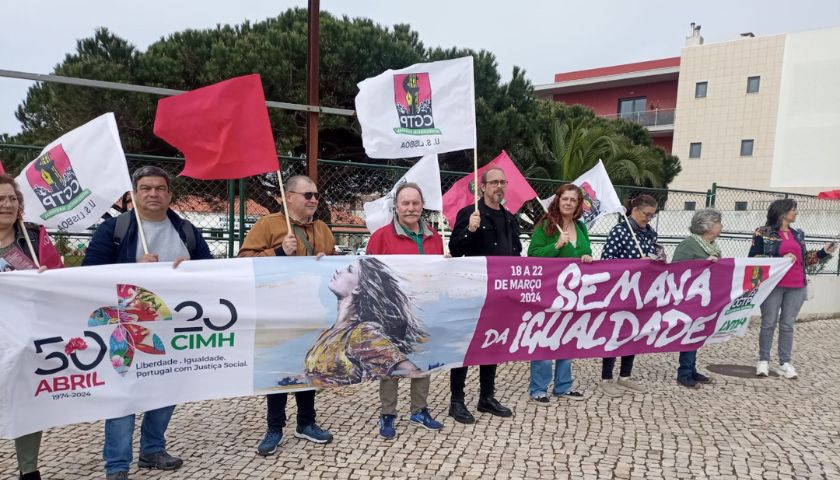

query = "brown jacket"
[237,213,335,257]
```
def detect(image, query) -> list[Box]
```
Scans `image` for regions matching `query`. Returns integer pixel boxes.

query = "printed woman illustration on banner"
[304,257,427,387]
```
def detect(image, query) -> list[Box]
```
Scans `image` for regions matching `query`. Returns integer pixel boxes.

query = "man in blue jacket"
[83,166,212,480]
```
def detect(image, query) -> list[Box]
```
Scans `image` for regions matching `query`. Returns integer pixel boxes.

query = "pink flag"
[442,151,537,226]
[0,159,5,175]
[817,189,840,200]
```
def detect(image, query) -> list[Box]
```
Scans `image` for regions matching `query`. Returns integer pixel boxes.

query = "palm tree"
[523,119,665,189]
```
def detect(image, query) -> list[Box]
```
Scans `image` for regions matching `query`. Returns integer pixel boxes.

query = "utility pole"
[306,0,320,182]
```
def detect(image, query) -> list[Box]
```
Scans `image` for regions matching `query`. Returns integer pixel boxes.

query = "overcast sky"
[2,0,839,137]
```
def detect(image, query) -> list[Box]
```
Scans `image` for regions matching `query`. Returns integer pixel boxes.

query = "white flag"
[538,160,624,227]
[355,56,476,159]
[15,113,132,232]
[363,154,442,233]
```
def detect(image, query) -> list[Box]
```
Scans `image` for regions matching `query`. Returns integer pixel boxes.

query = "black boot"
[477,396,513,417]
[20,470,41,480]
[448,401,475,424]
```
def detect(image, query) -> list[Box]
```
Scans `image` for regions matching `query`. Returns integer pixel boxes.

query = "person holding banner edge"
[671,209,723,388]
[1,173,63,480]
[82,166,212,480]
[448,167,520,423]
[748,198,836,379]
[598,194,666,398]
[237,174,335,455]
[363,182,445,439]
[526,184,591,405]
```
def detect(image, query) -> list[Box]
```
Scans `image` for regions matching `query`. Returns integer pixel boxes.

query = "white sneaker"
[777,363,798,379]
[598,380,624,398]
[756,361,769,377]
[616,377,646,393]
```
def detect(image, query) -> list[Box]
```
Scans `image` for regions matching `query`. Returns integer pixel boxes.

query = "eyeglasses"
[638,210,657,220]
[485,180,508,187]
[288,191,321,201]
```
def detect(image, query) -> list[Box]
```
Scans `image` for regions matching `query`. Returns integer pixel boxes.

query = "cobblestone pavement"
[3,318,840,480]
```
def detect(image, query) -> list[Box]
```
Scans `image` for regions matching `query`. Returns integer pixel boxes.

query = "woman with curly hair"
[526,183,592,406]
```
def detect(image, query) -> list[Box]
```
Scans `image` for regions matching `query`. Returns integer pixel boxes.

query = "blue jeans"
[677,350,698,382]
[529,359,572,397]
[103,405,175,474]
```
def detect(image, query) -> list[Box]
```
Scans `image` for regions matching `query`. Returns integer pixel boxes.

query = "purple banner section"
[463,258,735,365]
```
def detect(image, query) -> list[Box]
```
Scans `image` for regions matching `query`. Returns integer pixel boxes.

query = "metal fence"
[2,144,839,274]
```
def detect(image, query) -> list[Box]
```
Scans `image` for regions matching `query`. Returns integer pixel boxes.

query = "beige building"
[671,26,840,194]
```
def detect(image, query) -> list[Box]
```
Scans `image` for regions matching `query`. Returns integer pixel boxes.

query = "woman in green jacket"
[672,208,723,388]
[527,184,592,405]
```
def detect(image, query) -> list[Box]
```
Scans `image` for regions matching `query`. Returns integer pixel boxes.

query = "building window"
[618,97,647,119]
[747,76,761,93]
[695,82,707,98]
[689,142,702,158]
[740,139,754,156]
[684,201,697,211]
[735,201,748,211]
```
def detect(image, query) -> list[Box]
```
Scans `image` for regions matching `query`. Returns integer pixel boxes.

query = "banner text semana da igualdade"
[0,255,790,438]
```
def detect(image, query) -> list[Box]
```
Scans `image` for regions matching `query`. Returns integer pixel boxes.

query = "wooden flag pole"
[537,199,566,242]
[439,212,450,256]
[18,219,40,268]
[129,191,150,255]
[276,169,293,234]
[473,149,479,212]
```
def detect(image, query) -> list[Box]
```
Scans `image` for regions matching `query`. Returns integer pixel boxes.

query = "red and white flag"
[356,57,476,159]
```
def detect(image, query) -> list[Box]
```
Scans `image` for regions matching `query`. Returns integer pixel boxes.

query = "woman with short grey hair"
[672,208,723,388]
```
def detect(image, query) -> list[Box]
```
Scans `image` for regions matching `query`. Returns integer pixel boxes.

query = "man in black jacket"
[448,167,521,424]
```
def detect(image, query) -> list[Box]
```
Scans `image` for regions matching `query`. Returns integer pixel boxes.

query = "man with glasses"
[238,174,335,455]
[447,167,521,424]
[83,166,213,480]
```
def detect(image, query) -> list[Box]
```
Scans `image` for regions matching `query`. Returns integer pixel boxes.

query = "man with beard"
[447,167,521,424]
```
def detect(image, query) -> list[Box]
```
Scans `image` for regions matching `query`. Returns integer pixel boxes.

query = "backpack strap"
[112,212,133,247]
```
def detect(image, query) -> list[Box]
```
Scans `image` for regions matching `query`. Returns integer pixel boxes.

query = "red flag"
[37,225,64,269]
[818,189,840,200]
[442,151,538,226]
[153,74,279,180]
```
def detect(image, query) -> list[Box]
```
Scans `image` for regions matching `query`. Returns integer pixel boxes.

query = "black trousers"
[266,391,316,430]
[449,364,497,402]
[601,356,635,380]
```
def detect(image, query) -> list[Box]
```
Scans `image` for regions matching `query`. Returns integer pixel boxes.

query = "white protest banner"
[0,255,789,438]
[15,113,132,232]
[355,56,475,159]
[539,160,625,227]
[363,154,442,233]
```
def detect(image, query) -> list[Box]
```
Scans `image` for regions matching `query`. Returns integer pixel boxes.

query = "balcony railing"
[601,108,675,128]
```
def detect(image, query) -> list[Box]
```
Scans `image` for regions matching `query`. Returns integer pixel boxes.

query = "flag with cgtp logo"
[538,160,624,227]
[15,113,132,233]
[355,56,476,159]
[362,154,442,233]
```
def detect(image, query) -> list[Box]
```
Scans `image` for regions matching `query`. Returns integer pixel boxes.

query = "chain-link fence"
[2,144,839,274]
